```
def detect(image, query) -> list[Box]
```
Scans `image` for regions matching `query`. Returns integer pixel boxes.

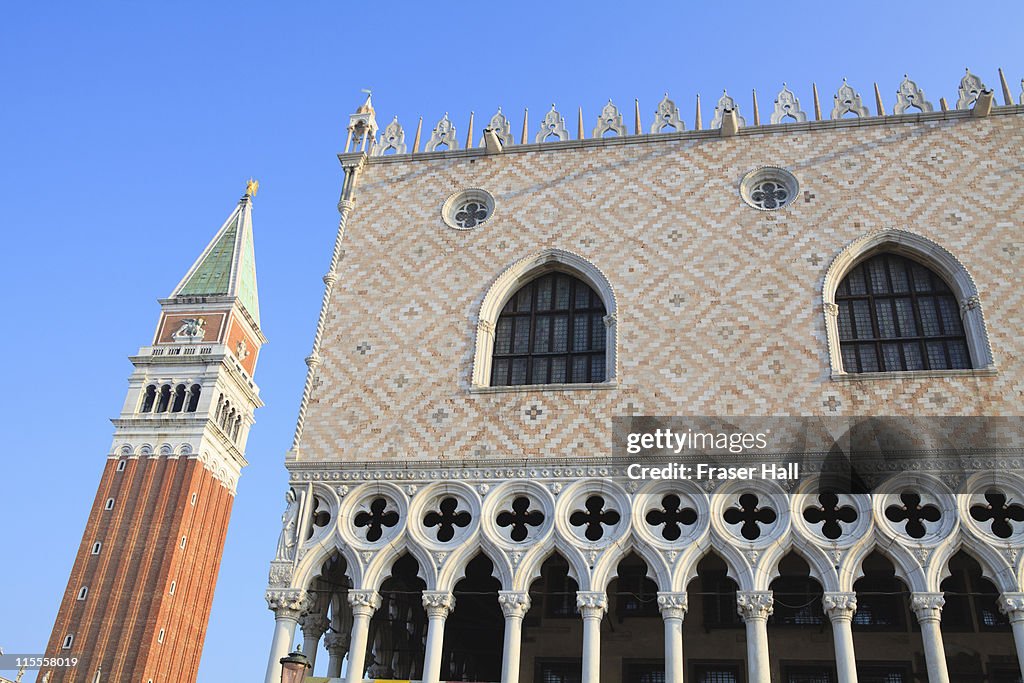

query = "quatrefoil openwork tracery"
[970,491,1024,539]
[354,497,400,542]
[802,493,858,540]
[723,493,777,540]
[423,496,472,542]
[645,494,697,541]
[569,495,620,541]
[884,491,941,539]
[496,496,545,542]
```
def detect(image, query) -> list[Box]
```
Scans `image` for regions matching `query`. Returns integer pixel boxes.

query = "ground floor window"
[691,660,744,682]
[623,658,665,683]
[782,664,836,683]
[537,658,582,683]
[857,664,913,683]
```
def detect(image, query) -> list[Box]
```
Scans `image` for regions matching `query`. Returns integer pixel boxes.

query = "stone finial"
[535,104,570,143]
[578,106,584,139]
[424,113,459,152]
[997,68,1013,106]
[873,83,885,116]
[751,89,760,126]
[770,83,807,124]
[956,68,989,110]
[710,89,746,129]
[812,82,822,120]
[650,92,684,133]
[1020,78,1023,105]
[831,79,870,119]
[634,98,642,135]
[412,116,423,154]
[479,108,513,147]
[346,90,379,153]
[374,116,407,155]
[465,111,475,149]
[592,99,627,138]
[894,75,934,114]
[694,93,702,130]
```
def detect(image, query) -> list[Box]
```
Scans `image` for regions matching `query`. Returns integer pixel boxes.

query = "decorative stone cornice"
[576,591,607,619]
[822,592,858,622]
[736,591,774,621]
[998,592,1024,623]
[657,592,688,620]
[498,591,532,619]
[911,592,945,623]
[422,591,455,618]
[347,589,381,617]
[265,589,311,618]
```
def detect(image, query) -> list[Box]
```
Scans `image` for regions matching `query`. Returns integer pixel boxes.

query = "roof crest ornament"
[535,104,570,143]
[592,99,627,138]
[245,177,259,197]
[956,68,989,110]
[480,107,513,147]
[770,83,807,124]
[375,116,407,155]
[710,89,746,129]
[650,93,684,133]
[894,75,934,114]
[424,113,459,152]
[831,78,870,119]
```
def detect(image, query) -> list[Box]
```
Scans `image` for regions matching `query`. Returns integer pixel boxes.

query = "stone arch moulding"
[471,248,619,388]
[821,228,995,377]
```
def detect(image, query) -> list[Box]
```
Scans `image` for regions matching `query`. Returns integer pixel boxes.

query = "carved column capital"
[265,589,312,619]
[323,631,349,653]
[299,612,330,639]
[998,592,1024,623]
[337,199,356,214]
[736,590,774,622]
[657,592,688,620]
[498,590,532,619]
[822,592,858,622]
[911,592,945,623]
[422,590,455,618]
[576,591,607,619]
[347,589,381,617]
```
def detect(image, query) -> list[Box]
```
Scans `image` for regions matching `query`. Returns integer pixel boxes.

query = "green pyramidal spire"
[171,186,261,326]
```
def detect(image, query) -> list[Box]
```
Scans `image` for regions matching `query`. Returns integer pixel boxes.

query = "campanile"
[41,182,265,682]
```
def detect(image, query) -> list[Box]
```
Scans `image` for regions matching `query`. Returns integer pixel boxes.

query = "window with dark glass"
[623,659,666,683]
[853,554,908,630]
[856,665,912,683]
[701,570,741,627]
[491,273,607,386]
[615,562,660,618]
[770,576,825,626]
[542,559,579,618]
[782,665,836,683]
[537,659,582,683]
[691,661,743,683]
[835,253,970,373]
[989,666,1024,683]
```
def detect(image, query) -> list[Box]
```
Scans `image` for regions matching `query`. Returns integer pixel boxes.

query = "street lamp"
[280,644,311,683]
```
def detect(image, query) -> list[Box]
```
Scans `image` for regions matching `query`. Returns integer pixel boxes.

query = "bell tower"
[40,182,266,683]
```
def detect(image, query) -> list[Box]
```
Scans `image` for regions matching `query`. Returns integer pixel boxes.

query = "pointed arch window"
[836,253,971,373]
[491,273,607,386]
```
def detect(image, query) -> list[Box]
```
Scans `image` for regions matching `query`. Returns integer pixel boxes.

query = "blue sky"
[1,1,1022,680]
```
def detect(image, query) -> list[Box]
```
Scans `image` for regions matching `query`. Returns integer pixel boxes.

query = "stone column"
[346,590,381,683]
[657,592,687,683]
[300,612,330,672]
[264,589,310,683]
[323,631,349,679]
[823,592,858,683]
[498,591,531,683]
[911,592,949,683]
[736,591,773,683]
[421,591,455,683]
[576,591,607,683]
[999,593,1024,680]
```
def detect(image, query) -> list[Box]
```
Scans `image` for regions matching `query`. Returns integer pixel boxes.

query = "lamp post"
[280,644,312,683]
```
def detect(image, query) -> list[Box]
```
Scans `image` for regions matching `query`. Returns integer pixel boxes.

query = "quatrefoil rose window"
[739,167,799,211]
[442,189,495,230]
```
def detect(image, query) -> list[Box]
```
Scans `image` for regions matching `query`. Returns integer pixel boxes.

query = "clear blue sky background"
[1,1,1022,681]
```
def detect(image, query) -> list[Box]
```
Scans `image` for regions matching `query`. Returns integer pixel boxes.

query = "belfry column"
[736,591,773,683]
[823,592,859,683]
[498,591,531,683]
[911,593,950,683]
[999,593,1024,679]
[421,591,455,683]
[576,591,607,683]
[264,590,310,683]
[346,590,381,683]
[657,592,687,683]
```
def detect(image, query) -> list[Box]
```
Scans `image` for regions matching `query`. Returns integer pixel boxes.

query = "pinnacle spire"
[169,182,261,326]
